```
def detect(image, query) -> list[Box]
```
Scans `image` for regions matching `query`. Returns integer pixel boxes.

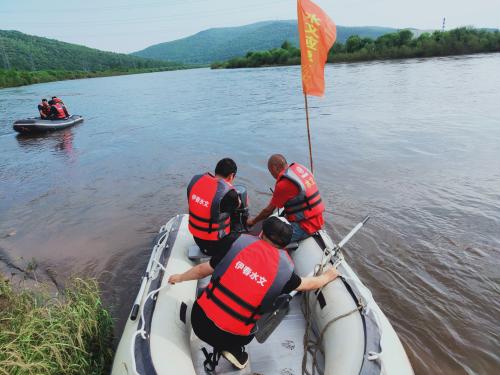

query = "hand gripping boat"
[13,115,84,134]
[112,214,414,375]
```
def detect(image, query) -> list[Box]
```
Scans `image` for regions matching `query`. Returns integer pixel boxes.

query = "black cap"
[262,217,292,248]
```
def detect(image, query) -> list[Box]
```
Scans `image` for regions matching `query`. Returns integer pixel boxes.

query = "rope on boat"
[129,227,171,375]
[130,283,171,375]
[340,275,385,367]
[301,286,365,375]
[300,248,366,375]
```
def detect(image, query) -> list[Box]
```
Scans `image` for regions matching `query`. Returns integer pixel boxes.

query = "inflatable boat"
[112,214,414,375]
[13,115,84,134]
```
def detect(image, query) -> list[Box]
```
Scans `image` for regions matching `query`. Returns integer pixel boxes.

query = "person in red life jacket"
[37,98,51,119]
[48,99,70,120]
[247,154,325,242]
[52,96,64,104]
[187,158,241,256]
[168,217,339,370]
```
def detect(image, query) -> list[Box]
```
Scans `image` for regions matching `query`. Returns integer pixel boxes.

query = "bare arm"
[168,262,214,284]
[296,268,339,292]
[247,203,276,227]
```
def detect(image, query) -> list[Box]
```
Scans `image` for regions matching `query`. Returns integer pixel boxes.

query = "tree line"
[211,28,500,69]
[0,66,186,89]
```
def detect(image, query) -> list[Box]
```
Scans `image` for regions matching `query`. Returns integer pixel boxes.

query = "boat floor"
[191,295,323,375]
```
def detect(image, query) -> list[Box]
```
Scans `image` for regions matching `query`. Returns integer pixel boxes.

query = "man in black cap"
[169,217,339,370]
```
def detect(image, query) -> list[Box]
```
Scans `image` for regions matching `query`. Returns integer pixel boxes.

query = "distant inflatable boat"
[13,115,84,134]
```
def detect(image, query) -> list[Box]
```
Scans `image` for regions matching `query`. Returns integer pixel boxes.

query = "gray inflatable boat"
[112,214,414,375]
[13,115,84,134]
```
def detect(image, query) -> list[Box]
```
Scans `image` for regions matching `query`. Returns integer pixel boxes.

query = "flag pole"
[304,93,314,173]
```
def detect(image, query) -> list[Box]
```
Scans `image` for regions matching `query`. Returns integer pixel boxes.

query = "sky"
[1,0,498,53]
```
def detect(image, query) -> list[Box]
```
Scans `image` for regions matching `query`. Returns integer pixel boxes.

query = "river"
[1,54,499,374]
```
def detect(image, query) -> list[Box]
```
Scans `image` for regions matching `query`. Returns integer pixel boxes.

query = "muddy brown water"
[1,54,499,374]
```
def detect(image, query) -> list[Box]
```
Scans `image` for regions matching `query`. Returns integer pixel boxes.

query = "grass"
[0,277,114,375]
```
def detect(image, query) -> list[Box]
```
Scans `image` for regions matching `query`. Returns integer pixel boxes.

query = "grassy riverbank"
[0,66,192,89]
[0,277,113,375]
[211,27,500,69]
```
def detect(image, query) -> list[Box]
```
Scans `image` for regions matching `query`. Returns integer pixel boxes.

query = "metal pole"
[304,93,314,173]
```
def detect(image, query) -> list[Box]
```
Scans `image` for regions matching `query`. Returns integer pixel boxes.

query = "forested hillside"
[0,30,187,88]
[133,20,398,64]
[0,30,180,71]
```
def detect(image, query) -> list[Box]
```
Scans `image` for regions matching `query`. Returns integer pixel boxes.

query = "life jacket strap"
[205,278,260,326]
[188,218,230,232]
[285,197,323,215]
[284,190,320,209]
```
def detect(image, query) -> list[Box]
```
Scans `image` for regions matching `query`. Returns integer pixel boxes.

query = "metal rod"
[304,93,314,173]
[288,215,370,297]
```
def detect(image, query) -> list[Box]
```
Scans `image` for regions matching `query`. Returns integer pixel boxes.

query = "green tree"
[281,40,293,50]
[346,35,363,53]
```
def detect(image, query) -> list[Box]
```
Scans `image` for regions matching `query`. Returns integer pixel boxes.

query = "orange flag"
[297,0,336,96]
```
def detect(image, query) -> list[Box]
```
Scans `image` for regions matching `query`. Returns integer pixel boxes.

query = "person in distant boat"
[247,154,325,242]
[168,217,338,370]
[52,96,64,104]
[187,158,241,256]
[48,98,69,120]
[37,98,51,119]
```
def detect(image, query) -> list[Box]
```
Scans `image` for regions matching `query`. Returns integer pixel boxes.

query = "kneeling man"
[169,217,338,369]
[248,154,325,242]
[187,158,240,256]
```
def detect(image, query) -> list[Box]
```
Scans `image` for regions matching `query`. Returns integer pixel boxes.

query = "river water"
[0,54,499,374]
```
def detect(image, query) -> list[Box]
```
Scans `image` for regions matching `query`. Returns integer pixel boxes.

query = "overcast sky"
[1,0,498,53]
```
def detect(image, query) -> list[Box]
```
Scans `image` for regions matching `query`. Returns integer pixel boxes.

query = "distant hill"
[132,20,402,64]
[0,30,180,71]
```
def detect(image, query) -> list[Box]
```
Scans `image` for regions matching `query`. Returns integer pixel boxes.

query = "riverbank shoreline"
[0,65,202,89]
[213,50,500,70]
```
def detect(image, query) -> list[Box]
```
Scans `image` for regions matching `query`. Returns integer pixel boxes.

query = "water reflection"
[16,129,75,160]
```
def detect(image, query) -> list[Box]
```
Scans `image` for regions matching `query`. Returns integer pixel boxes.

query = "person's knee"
[290,223,309,242]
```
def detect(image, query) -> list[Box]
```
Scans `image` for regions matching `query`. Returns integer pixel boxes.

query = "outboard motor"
[231,185,250,232]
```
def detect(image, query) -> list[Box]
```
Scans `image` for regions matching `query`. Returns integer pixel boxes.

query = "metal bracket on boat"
[367,350,383,361]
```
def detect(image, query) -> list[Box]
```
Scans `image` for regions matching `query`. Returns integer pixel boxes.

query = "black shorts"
[191,301,254,351]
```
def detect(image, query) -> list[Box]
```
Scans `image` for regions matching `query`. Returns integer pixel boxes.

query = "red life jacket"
[279,163,325,223]
[187,173,234,241]
[197,234,294,335]
[39,103,51,117]
[52,103,66,119]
